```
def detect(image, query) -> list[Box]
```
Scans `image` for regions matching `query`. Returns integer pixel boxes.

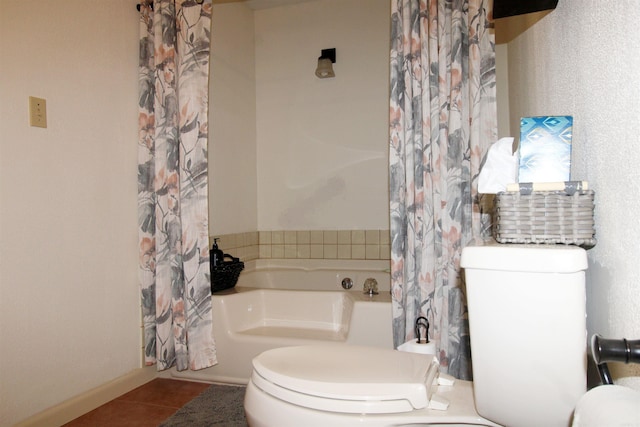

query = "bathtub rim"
[233,258,391,293]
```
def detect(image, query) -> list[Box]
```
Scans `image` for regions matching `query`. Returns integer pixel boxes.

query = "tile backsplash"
[211,230,390,262]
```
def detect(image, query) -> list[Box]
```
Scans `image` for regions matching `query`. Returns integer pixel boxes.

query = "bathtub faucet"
[341,278,353,290]
[363,278,379,296]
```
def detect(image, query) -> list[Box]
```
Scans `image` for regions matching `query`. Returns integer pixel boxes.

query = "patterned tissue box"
[518,116,573,183]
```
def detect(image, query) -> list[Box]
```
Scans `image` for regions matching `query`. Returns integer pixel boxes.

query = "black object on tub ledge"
[210,239,244,293]
[591,334,640,385]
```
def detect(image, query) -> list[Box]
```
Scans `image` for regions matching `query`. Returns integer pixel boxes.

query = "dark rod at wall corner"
[136,0,204,11]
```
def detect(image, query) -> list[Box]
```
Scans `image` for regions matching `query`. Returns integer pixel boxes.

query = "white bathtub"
[162,259,393,384]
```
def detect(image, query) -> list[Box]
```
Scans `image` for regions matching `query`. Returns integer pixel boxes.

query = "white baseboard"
[15,366,157,427]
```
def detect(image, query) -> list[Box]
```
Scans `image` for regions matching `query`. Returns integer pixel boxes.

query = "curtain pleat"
[137,0,216,372]
[389,0,496,380]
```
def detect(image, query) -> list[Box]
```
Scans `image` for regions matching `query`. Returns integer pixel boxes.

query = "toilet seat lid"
[251,344,439,414]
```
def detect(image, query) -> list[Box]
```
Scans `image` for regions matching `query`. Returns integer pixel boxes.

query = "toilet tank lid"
[461,242,588,273]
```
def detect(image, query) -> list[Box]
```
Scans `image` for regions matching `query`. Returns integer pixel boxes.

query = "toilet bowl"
[244,243,589,427]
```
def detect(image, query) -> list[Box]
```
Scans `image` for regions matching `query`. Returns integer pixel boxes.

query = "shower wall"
[255,0,390,231]
[210,3,258,235]
[209,0,390,239]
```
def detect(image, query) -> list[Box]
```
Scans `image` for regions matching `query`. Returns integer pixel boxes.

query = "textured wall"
[0,1,141,424]
[505,0,640,387]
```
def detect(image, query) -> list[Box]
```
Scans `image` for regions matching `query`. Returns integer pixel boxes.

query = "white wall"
[0,0,142,424]
[494,43,511,138]
[254,0,390,231]
[209,3,258,235]
[505,0,640,387]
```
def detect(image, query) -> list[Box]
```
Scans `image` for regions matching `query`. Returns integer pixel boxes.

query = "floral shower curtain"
[389,0,496,380]
[137,0,216,371]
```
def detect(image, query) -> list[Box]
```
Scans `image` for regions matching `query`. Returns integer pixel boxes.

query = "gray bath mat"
[159,383,248,426]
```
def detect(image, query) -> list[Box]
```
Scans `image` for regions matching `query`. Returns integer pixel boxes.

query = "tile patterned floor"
[63,378,210,427]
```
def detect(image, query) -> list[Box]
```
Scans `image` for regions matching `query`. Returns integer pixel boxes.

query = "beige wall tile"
[310,230,324,244]
[297,230,310,244]
[227,234,238,248]
[272,244,285,258]
[338,230,351,244]
[284,244,297,258]
[247,245,260,260]
[259,231,272,244]
[338,245,351,259]
[323,244,337,258]
[366,229,380,244]
[271,231,284,244]
[366,244,380,260]
[310,244,323,259]
[380,244,391,260]
[351,230,366,244]
[260,245,271,258]
[297,244,311,258]
[247,232,259,245]
[352,244,366,259]
[219,229,390,262]
[284,230,297,244]
[380,230,390,245]
[323,230,338,244]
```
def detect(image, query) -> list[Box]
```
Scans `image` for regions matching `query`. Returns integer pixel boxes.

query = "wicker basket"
[210,254,244,293]
[494,189,596,248]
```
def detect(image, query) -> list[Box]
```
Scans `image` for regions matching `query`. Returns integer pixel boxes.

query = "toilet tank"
[461,242,587,427]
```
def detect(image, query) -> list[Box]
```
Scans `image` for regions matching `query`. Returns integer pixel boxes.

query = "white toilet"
[244,243,588,426]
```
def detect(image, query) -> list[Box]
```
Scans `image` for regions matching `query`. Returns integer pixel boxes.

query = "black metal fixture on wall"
[315,48,336,79]
[493,0,559,19]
